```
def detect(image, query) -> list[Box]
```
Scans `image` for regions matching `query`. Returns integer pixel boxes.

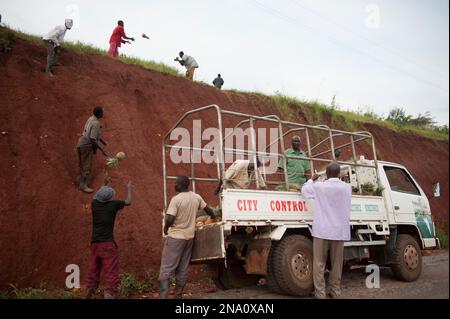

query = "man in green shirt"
[278,136,311,191]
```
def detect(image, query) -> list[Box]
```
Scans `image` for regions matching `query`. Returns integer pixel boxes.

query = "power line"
[291,0,447,78]
[249,0,448,93]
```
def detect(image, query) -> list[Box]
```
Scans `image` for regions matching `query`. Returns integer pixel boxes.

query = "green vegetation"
[9,284,49,299]
[119,55,181,77]
[120,271,158,296]
[436,226,449,249]
[270,93,448,141]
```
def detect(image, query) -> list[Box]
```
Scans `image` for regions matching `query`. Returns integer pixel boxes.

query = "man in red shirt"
[108,20,135,58]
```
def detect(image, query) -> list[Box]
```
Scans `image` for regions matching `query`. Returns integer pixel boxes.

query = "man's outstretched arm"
[204,206,216,218]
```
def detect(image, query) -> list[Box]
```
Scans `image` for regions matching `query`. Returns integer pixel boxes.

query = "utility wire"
[291,0,447,78]
[249,0,448,93]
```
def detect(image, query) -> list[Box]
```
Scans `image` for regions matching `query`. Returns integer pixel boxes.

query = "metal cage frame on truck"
[162,104,379,210]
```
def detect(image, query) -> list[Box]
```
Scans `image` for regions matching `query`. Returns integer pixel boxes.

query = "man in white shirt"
[175,51,199,80]
[42,19,73,76]
[301,162,352,299]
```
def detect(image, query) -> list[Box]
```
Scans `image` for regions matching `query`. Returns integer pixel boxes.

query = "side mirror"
[432,182,440,198]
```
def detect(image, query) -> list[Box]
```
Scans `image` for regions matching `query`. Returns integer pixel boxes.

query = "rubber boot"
[174,285,185,299]
[79,176,94,194]
[159,279,169,299]
[104,291,115,299]
[84,288,95,299]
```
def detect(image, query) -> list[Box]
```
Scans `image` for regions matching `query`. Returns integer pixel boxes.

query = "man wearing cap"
[42,19,73,76]
[108,20,135,58]
[85,177,132,299]
[174,51,199,80]
[278,136,311,191]
[76,107,110,194]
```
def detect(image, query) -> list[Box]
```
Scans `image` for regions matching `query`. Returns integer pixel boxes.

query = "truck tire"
[272,235,314,296]
[215,262,261,290]
[266,241,284,294]
[390,234,422,282]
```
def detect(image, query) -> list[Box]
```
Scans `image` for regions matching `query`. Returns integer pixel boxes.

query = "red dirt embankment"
[0,37,448,289]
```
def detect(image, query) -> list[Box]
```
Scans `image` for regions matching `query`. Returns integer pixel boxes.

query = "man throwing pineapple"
[76,107,110,194]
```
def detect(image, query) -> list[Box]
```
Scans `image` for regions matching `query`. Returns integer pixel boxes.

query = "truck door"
[383,165,434,239]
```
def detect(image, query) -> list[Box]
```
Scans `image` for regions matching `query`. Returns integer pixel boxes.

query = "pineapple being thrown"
[106,152,126,168]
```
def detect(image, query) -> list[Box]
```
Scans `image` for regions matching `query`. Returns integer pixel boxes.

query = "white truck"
[162,105,440,296]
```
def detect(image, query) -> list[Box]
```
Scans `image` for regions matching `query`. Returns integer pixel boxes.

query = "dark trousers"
[158,237,194,287]
[77,147,93,180]
[44,40,58,73]
[86,242,120,296]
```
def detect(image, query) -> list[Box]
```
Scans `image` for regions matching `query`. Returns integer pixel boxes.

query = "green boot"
[159,279,169,299]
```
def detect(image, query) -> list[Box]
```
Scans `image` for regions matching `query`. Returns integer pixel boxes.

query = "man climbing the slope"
[108,20,135,58]
[76,107,110,194]
[42,19,73,76]
[175,51,199,80]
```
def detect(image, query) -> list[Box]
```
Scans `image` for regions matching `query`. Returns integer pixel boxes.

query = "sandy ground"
[189,250,449,299]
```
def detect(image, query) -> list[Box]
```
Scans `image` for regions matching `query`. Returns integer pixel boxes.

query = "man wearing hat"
[85,177,132,299]
[42,19,73,76]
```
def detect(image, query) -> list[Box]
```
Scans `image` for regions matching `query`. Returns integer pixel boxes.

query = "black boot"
[174,285,185,299]
[84,288,95,299]
[159,279,169,299]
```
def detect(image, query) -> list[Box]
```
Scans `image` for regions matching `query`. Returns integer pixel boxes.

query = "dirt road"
[193,250,449,299]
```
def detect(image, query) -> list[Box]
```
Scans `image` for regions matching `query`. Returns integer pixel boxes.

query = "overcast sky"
[1,0,448,124]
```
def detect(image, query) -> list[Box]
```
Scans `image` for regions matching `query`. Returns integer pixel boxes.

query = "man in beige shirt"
[215,159,267,194]
[159,176,216,299]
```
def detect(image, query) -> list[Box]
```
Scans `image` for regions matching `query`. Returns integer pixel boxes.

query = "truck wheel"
[266,241,284,294]
[391,234,422,282]
[215,262,261,290]
[272,235,314,296]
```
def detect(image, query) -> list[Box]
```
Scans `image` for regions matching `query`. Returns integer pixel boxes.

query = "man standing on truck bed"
[76,107,110,193]
[215,158,267,194]
[301,162,351,299]
[159,176,216,299]
[85,177,132,299]
[278,136,311,191]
